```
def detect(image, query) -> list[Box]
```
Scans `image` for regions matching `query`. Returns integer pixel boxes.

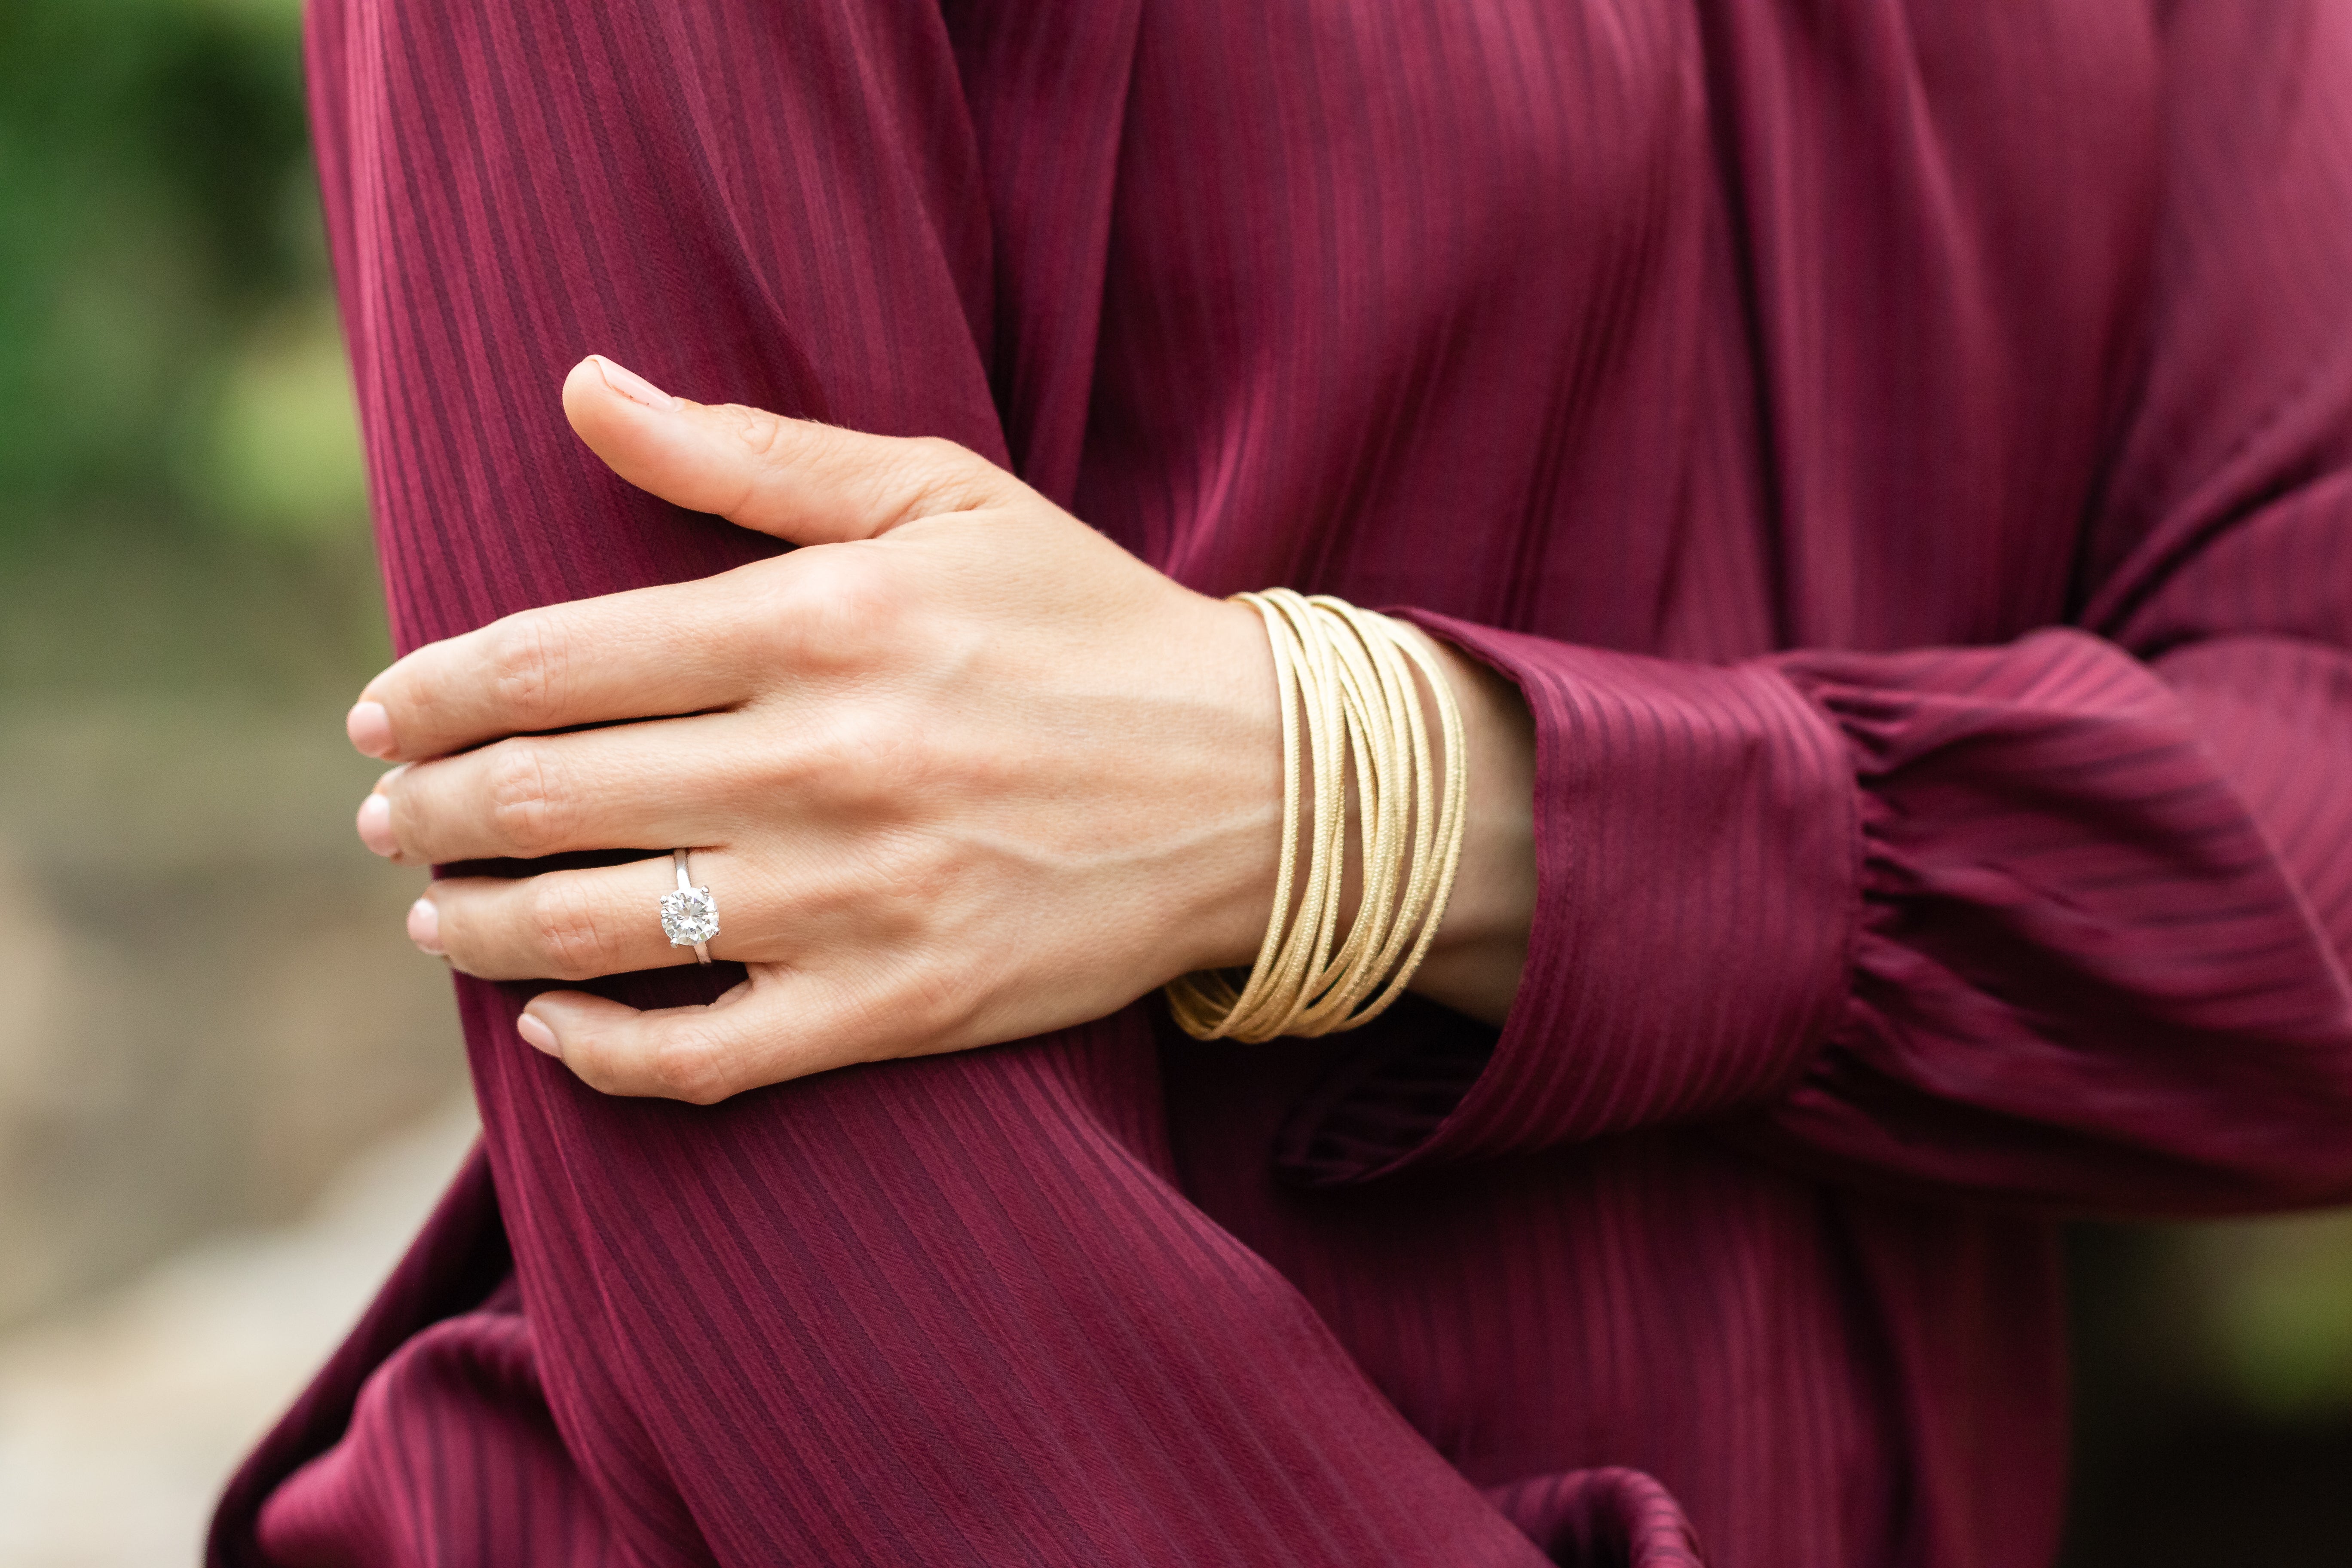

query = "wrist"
[1168,591,1291,978]
[1396,628,1536,1025]
[1158,596,1534,1031]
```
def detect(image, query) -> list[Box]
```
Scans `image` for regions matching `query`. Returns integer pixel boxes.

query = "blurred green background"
[0,0,2347,1561]
[1,0,383,675]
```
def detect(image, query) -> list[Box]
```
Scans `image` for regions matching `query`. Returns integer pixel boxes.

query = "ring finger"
[418,848,787,982]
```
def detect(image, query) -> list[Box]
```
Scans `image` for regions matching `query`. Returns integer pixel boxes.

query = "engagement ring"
[661,848,719,964]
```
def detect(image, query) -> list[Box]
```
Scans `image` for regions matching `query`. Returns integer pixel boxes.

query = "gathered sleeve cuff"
[1283,619,2352,1217]
[1279,618,1861,1186]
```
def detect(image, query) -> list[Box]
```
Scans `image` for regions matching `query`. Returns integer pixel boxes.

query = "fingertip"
[575,353,679,413]
[346,700,395,759]
[524,989,620,1035]
[407,894,444,954]
[565,357,681,476]
[358,793,399,858]
[515,1010,559,1055]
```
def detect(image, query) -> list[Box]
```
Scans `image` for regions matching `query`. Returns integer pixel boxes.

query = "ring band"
[659,848,719,964]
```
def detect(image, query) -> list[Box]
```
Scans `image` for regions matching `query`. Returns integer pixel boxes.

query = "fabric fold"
[1754,629,2352,1214]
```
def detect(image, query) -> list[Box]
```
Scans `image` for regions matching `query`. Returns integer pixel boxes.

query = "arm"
[280,0,1567,1563]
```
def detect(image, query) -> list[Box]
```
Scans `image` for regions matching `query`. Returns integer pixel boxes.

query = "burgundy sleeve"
[230,1,1592,1564]
[1292,1,2352,1217]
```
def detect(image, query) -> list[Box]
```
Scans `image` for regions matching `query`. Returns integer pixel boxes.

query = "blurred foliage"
[0,0,380,703]
[2183,1210,2352,1418]
[0,0,364,560]
[2064,1221,2352,1565]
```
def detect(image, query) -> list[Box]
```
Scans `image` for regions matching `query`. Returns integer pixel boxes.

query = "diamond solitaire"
[661,885,719,946]
[662,849,719,962]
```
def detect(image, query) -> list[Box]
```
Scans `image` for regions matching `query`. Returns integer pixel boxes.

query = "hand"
[349,356,1533,1102]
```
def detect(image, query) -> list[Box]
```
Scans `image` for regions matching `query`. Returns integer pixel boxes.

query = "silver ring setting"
[659,848,719,964]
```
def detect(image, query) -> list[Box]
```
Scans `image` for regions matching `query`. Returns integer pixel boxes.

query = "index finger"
[347,571,769,762]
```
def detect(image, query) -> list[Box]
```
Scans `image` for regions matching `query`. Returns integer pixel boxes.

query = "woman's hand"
[349,356,1533,1102]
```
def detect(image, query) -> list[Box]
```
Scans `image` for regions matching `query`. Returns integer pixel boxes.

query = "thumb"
[561,354,1013,543]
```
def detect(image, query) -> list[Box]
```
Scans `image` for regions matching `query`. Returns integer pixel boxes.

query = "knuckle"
[487,615,571,731]
[647,1023,734,1104]
[807,707,929,805]
[485,742,569,854]
[561,1036,628,1097]
[525,877,620,982]
[771,547,910,664]
[819,548,906,624]
[887,953,984,1048]
[901,436,992,513]
[907,434,975,475]
[716,402,792,466]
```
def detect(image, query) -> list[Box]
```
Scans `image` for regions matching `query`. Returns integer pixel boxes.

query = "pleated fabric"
[210,1,2352,1564]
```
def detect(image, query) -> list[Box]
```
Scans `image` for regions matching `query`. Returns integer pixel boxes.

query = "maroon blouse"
[213,1,2352,1564]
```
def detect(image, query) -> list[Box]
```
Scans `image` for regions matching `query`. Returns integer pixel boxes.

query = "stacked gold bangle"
[1165,588,1468,1043]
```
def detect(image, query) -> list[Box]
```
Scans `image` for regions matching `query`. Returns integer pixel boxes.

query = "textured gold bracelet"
[1165,588,1467,1042]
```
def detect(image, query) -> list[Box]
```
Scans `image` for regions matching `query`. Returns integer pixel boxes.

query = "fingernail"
[356,793,398,857]
[591,355,679,412]
[407,895,444,955]
[516,1012,559,1055]
[347,700,395,759]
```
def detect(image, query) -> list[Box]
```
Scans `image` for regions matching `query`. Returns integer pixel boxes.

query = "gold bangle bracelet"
[1166,588,1467,1042]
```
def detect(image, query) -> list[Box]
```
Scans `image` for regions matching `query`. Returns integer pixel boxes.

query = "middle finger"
[363,713,756,865]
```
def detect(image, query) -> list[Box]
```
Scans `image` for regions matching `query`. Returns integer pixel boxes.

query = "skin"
[348,355,1537,1104]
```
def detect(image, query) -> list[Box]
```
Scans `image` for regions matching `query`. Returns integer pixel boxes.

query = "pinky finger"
[519,971,848,1103]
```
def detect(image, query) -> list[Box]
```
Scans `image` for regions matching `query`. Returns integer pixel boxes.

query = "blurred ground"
[0,674,467,1328]
[0,1097,474,1568]
[0,524,472,1565]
